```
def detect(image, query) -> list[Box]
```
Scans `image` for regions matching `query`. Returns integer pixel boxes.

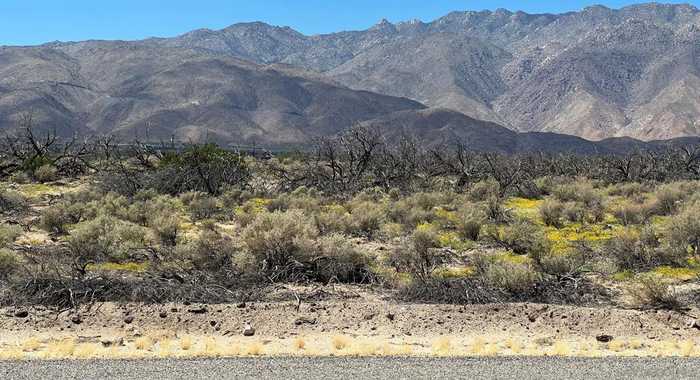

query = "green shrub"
[180,192,219,220]
[611,201,648,226]
[628,275,682,310]
[0,189,26,214]
[346,201,385,237]
[175,229,236,272]
[242,210,318,274]
[150,213,180,247]
[40,204,83,234]
[388,223,446,282]
[485,218,549,256]
[474,254,539,294]
[563,202,585,223]
[308,234,371,283]
[468,179,500,202]
[650,183,691,216]
[607,227,659,270]
[0,249,20,279]
[663,204,700,261]
[67,216,150,262]
[551,179,602,207]
[0,224,22,248]
[539,199,564,227]
[33,164,57,183]
[456,205,486,241]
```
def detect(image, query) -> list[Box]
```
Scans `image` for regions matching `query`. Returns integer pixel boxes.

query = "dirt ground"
[1,285,700,359]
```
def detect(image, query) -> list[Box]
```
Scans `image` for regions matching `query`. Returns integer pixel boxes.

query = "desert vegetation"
[1,121,700,312]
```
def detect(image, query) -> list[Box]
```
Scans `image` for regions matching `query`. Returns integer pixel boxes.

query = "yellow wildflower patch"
[86,262,148,272]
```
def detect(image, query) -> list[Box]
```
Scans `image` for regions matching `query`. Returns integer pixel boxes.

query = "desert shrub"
[532,248,588,277]
[485,218,549,256]
[346,201,385,237]
[153,144,249,195]
[267,192,319,214]
[33,164,57,183]
[0,224,22,248]
[562,202,586,224]
[610,201,648,226]
[607,227,659,270]
[628,275,682,310]
[474,253,539,295]
[175,229,236,272]
[649,182,693,216]
[0,249,20,279]
[388,223,447,282]
[67,216,150,263]
[551,179,602,208]
[484,197,510,223]
[150,213,180,247]
[456,205,486,241]
[607,182,650,198]
[388,192,444,227]
[242,210,318,278]
[307,234,371,283]
[180,192,219,220]
[662,204,700,261]
[539,199,564,227]
[40,204,84,234]
[314,204,353,235]
[468,179,500,202]
[0,189,26,214]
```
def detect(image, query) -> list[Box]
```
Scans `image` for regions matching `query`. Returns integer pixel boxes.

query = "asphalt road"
[2,357,700,379]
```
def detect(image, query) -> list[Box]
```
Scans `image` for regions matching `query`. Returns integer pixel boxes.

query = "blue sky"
[0,1,695,45]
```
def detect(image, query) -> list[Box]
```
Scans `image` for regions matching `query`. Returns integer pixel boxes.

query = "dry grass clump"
[134,336,154,351]
[293,337,306,351]
[21,337,42,352]
[179,336,193,351]
[332,335,351,351]
[243,342,264,356]
[432,336,452,355]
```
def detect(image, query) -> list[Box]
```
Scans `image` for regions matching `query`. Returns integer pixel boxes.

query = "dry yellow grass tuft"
[73,343,102,359]
[293,337,306,351]
[244,342,264,356]
[134,336,154,351]
[468,337,486,355]
[432,336,452,355]
[332,335,351,351]
[179,336,193,351]
[203,337,221,357]
[678,340,696,357]
[21,337,42,352]
[550,341,571,356]
[44,338,76,359]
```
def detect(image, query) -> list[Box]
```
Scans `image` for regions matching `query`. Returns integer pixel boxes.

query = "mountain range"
[2,3,700,152]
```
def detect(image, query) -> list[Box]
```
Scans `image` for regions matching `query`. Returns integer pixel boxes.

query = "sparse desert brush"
[311,233,371,283]
[468,179,500,202]
[539,198,564,227]
[663,203,700,260]
[0,249,21,279]
[0,188,27,214]
[0,223,22,248]
[610,201,649,226]
[242,209,318,271]
[332,335,351,351]
[628,275,682,310]
[456,205,486,241]
[134,336,154,351]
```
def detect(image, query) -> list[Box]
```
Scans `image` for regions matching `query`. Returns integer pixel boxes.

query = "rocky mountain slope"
[1,2,700,147]
[145,3,700,140]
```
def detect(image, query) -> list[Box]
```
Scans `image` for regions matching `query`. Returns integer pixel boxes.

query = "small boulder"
[294,317,317,326]
[243,323,255,337]
[123,315,134,324]
[188,306,208,314]
[101,337,124,347]
[71,315,82,325]
[13,310,29,318]
[596,334,614,343]
[386,313,395,321]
